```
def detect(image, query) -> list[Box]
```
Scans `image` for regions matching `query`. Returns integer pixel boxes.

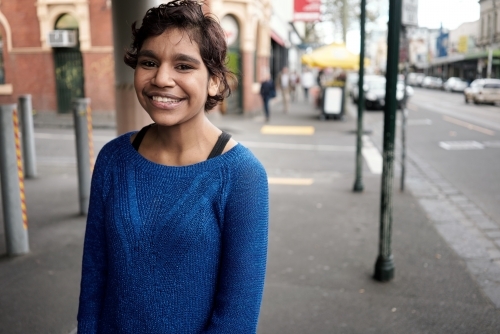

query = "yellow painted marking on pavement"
[268,178,314,185]
[261,125,315,135]
[443,116,495,136]
[407,103,418,112]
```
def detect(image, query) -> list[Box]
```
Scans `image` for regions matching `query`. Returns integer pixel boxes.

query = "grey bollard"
[19,95,38,178]
[0,104,30,255]
[72,98,93,215]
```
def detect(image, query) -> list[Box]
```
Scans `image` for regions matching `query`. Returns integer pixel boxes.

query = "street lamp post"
[374,0,403,282]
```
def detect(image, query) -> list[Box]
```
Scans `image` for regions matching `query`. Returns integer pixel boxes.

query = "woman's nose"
[152,65,175,87]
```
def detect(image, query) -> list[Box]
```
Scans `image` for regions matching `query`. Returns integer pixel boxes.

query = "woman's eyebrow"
[137,49,157,58]
[173,53,201,65]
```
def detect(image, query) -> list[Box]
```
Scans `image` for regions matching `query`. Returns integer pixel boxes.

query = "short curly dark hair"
[124,0,237,111]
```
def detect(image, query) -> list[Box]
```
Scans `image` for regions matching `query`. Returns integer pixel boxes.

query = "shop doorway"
[53,14,84,114]
[221,15,242,114]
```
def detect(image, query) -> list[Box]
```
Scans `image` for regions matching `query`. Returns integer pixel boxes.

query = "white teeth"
[152,96,181,103]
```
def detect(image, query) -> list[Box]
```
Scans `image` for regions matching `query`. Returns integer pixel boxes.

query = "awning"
[271,31,285,47]
[301,43,370,70]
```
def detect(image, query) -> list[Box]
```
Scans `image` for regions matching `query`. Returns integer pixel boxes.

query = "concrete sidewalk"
[0,98,499,333]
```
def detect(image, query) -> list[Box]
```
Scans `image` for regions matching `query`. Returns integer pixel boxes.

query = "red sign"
[294,0,321,22]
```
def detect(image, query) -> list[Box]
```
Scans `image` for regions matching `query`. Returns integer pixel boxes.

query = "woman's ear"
[208,75,220,97]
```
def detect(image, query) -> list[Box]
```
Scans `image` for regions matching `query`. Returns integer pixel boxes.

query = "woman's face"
[134,28,219,127]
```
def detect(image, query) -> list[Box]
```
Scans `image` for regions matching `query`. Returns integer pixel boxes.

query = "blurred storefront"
[0,0,307,117]
[210,0,273,114]
[212,0,307,114]
[410,0,500,81]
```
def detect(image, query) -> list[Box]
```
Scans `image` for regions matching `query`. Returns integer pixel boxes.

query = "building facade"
[0,0,114,114]
[408,1,500,81]
[0,0,300,117]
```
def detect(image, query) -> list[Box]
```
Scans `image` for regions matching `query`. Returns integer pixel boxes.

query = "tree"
[322,0,382,43]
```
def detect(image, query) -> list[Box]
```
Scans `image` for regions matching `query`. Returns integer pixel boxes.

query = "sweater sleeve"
[204,156,269,333]
[77,150,110,333]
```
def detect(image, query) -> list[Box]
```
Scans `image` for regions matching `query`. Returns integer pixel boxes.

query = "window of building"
[482,18,485,38]
[55,14,79,29]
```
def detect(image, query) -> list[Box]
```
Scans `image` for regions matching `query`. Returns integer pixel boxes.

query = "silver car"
[443,77,468,92]
[464,79,500,104]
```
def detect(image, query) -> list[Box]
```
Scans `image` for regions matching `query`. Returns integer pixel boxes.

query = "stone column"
[111,0,160,135]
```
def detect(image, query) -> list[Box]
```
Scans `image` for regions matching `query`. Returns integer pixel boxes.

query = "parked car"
[464,78,500,104]
[351,75,385,103]
[362,77,414,110]
[422,76,443,89]
[397,81,414,108]
[408,72,425,87]
[364,77,387,109]
[443,77,468,92]
[346,72,359,101]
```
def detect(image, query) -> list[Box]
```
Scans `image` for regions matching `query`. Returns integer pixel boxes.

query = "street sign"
[402,0,418,27]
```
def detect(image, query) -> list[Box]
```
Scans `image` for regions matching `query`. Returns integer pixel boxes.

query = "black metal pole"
[400,26,409,192]
[374,0,402,282]
[353,0,366,192]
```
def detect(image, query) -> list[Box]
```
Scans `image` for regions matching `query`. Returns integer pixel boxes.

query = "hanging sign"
[402,0,419,27]
[293,0,321,22]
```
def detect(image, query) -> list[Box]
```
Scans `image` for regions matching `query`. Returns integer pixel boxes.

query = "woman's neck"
[143,114,221,166]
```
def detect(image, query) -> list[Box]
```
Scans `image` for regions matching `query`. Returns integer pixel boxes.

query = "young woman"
[77,1,269,333]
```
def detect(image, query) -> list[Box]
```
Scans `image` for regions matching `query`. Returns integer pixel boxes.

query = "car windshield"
[484,83,500,89]
[369,81,386,90]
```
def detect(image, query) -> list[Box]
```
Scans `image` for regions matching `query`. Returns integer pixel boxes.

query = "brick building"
[0,0,114,114]
[0,0,296,120]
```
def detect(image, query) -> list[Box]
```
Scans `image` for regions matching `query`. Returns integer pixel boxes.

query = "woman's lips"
[149,95,184,109]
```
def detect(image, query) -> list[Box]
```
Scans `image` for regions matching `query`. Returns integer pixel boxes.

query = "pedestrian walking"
[277,66,290,113]
[77,1,269,333]
[289,70,299,102]
[301,67,315,102]
[259,74,276,122]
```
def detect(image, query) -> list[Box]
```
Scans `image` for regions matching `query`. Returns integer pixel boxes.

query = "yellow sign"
[458,36,468,54]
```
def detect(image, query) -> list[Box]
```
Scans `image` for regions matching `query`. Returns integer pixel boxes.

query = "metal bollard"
[19,94,38,178]
[72,98,94,215]
[0,104,30,255]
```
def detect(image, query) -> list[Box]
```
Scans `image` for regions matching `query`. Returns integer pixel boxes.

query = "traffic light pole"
[374,0,402,282]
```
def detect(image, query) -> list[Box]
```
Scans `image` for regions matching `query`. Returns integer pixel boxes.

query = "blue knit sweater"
[77,132,269,333]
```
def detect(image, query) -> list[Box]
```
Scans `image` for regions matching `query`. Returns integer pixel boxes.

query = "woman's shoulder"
[95,132,134,163]
[224,144,267,176]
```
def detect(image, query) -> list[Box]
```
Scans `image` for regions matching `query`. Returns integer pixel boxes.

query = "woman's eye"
[140,61,157,68]
[177,64,193,71]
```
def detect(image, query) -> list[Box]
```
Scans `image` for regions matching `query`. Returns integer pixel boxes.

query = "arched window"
[55,13,78,30]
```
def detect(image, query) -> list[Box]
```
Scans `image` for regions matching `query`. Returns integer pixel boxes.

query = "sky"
[417,0,479,30]
[343,0,480,54]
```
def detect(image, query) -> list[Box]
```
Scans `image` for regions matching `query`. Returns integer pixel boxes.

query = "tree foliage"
[322,0,383,43]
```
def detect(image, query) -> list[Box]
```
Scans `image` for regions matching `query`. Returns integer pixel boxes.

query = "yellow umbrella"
[301,43,370,70]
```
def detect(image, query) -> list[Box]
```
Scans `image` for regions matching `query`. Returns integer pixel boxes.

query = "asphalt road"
[358,87,500,229]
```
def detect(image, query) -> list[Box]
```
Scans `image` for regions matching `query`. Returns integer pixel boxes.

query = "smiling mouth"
[151,96,183,103]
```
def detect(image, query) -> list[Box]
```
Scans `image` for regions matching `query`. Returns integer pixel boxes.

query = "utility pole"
[353,0,366,192]
[374,0,402,282]
[488,0,497,78]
